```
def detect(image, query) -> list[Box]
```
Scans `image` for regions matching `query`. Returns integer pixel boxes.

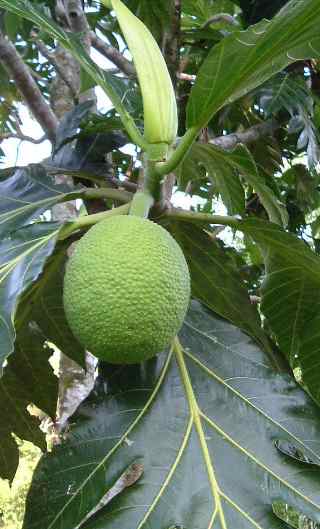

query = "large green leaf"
[168,221,273,357]
[19,247,86,368]
[0,0,144,146]
[178,143,288,225]
[257,73,312,118]
[176,143,245,216]
[187,0,320,130]
[0,222,60,371]
[240,218,320,405]
[23,301,320,529]
[0,162,129,240]
[0,164,74,240]
[205,143,288,226]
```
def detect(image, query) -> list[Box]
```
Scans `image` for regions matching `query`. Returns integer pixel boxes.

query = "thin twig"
[0,132,47,144]
[90,31,136,77]
[201,13,240,30]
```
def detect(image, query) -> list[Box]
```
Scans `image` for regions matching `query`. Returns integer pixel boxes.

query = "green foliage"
[186,0,320,131]
[0,0,320,527]
[23,304,320,529]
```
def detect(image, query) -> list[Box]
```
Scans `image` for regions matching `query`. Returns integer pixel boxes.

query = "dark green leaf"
[19,246,86,368]
[187,0,320,130]
[257,74,312,118]
[178,143,288,225]
[4,10,21,40]
[127,0,173,42]
[54,100,95,153]
[0,164,72,240]
[206,143,288,225]
[168,221,272,355]
[23,301,320,528]
[177,143,245,215]
[240,218,320,405]
[0,222,60,371]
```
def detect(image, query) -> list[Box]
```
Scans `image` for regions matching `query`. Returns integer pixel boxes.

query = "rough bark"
[51,0,95,119]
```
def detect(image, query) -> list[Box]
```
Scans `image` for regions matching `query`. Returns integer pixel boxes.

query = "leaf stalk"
[58,203,130,240]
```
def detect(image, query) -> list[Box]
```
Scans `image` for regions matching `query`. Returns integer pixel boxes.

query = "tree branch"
[0,34,58,142]
[0,132,47,144]
[66,0,90,40]
[31,32,78,103]
[162,0,181,86]
[210,119,279,150]
[201,13,240,29]
[90,31,135,77]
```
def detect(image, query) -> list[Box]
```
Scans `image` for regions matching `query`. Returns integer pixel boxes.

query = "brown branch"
[90,31,136,77]
[210,119,279,150]
[202,13,240,29]
[0,34,58,142]
[31,32,78,103]
[66,0,90,40]
[162,0,182,86]
[0,132,47,144]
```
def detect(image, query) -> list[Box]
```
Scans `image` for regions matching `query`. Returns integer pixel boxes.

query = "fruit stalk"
[129,157,162,218]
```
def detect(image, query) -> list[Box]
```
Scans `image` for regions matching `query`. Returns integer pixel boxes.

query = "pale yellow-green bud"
[102,0,178,148]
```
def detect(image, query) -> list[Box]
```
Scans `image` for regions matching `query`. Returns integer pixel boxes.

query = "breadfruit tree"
[1,0,320,528]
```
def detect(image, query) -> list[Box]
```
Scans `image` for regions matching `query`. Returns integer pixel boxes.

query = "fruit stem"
[129,190,154,218]
[58,203,130,240]
[129,156,161,218]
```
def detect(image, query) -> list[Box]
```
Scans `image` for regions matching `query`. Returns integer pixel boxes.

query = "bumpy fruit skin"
[63,215,190,364]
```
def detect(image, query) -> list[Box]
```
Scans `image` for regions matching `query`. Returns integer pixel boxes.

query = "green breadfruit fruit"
[63,215,190,364]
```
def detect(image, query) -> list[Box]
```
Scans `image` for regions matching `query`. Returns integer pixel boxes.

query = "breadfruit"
[63,215,190,364]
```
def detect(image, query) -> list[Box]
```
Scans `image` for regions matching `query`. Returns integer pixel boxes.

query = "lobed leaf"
[187,0,320,130]
[240,218,320,406]
[0,222,60,371]
[0,164,72,240]
[176,143,245,216]
[23,302,320,529]
[168,220,271,355]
